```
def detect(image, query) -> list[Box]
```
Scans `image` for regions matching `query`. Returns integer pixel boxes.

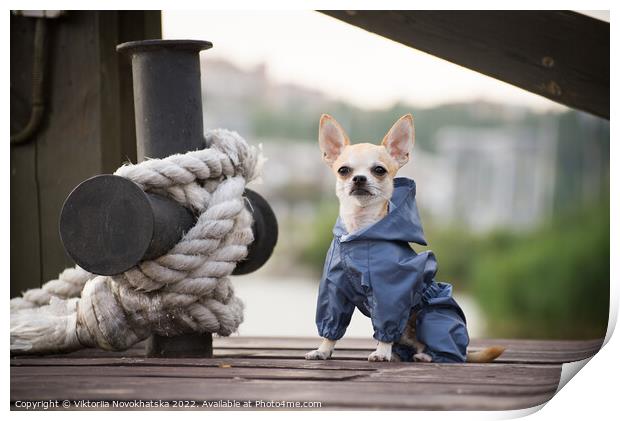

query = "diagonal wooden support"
[321,10,609,119]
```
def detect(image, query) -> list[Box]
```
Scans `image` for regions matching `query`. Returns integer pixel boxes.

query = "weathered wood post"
[59,39,278,357]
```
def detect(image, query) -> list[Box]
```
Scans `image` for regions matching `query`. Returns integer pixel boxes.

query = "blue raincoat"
[315,177,469,363]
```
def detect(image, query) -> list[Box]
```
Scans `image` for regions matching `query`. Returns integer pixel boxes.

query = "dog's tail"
[466,346,505,363]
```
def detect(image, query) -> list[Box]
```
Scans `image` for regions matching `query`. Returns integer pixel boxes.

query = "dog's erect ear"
[319,114,350,166]
[382,114,415,168]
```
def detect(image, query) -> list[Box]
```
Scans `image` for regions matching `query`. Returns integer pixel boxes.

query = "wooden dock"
[11,337,602,410]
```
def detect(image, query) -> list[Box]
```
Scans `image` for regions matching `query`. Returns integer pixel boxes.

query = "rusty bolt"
[545,80,562,97]
[542,56,555,68]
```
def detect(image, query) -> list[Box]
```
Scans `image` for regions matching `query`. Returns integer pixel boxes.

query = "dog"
[305,114,504,363]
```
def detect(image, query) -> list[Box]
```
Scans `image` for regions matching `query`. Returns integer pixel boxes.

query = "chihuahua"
[305,114,504,363]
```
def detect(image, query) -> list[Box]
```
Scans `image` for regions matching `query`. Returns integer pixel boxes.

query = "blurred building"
[200,58,325,134]
[408,125,558,232]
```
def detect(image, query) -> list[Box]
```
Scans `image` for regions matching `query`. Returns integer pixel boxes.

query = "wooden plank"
[11,347,594,364]
[11,371,558,398]
[212,338,602,363]
[10,357,378,371]
[10,361,560,387]
[10,375,557,410]
[11,365,366,381]
[35,12,105,284]
[6,355,562,389]
[115,11,161,169]
[358,363,560,386]
[10,15,43,296]
[5,347,536,363]
[100,10,162,172]
[11,338,602,363]
[213,349,599,364]
[10,142,42,296]
[321,11,609,119]
[212,336,603,351]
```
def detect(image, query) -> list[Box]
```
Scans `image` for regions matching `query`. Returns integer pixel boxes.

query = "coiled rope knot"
[11,129,263,354]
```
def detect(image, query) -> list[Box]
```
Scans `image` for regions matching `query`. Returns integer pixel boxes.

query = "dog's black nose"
[353,175,367,184]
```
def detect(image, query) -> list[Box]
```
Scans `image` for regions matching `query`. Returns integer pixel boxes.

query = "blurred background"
[164,11,609,340]
[10,10,609,341]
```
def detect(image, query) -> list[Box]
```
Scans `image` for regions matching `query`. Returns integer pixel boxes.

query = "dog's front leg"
[305,338,337,360]
[368,341,393,362]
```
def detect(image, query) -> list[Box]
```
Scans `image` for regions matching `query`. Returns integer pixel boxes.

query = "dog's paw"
[305,349,331,360]
[368,350,392,362]
[414,352,433,362]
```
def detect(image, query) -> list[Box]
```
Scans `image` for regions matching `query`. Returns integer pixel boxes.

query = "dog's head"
[318,114,415,207]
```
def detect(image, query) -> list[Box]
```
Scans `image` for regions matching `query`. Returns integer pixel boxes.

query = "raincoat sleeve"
[315,240,355,340]
[315,278,356,340]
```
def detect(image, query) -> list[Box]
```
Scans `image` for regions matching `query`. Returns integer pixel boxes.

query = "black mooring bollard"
[59,39,278,358]
[60,174,196,276]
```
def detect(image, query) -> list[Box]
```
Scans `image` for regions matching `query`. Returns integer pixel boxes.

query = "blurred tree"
[471,198,609,339]
[554,111,610,213]
[298,201,338,271]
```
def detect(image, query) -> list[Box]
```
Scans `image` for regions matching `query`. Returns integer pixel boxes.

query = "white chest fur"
[340,199,388,234]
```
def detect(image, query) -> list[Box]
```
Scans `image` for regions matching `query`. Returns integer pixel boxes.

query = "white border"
[3,2,615,419]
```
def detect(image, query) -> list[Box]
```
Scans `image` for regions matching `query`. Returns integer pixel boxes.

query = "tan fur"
[398,312,426,351]
[334,146,395,233]
[466,346,506,363]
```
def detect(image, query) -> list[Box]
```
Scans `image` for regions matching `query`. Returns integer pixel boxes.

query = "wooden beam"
[321,11,609,119]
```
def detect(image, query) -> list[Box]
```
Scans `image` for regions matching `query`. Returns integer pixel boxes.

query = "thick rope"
[11,129,262,354]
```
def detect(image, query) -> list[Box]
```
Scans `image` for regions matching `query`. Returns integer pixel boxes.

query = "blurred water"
[231,276,486,339]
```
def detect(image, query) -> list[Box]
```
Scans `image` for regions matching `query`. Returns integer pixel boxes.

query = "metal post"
[117,39,210,160]
[58,38,278,358]
[119,39,215,358]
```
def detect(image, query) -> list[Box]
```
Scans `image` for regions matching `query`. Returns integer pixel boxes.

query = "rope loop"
[11,129,260,354]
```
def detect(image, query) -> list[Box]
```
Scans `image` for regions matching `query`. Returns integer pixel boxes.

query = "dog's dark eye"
[337,166,351,176]
[372,166,387,176]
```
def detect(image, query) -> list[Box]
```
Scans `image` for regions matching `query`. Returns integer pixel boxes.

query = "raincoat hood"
[332,177,427,245]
